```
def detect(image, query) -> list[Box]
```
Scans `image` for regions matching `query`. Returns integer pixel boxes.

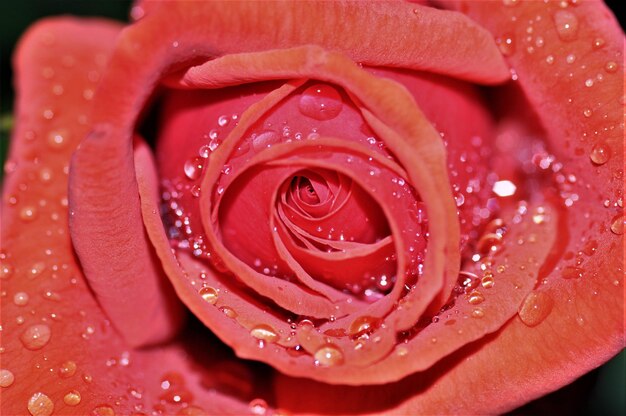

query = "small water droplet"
[314,344,344,367]
[481,274,495,288]
[20,324,51,350]
[566,53,576,64]
[0,369,15,387]
[553,10,578,41]
[251,130,280,151]
[502,0,519,6]
[518,291,554,327]
[497,34,515,56]
[0,263,14,280]
[59,360,77,378]
[14,291,29,306]
[545,54,555,65]
[562,266,584,279]
[467,290,485,305]
[249,398,268,415]
[476,233,503,255]
[20,206,38,222]
[610,214,624,235]
[63,390,81,406]
[299,84,343,121]
[92,405,115,416]
[583,108,593,118]
[592,37,605,49]
[348,315,380,337]
[584,78,594,87]
[219,306,237,319]
[471,307,485,318]
[198,144,211,158]
[217,115,230,127]
[250,324,279,343]
[198,286,218,304]
[47,130,68,149]
[28,392,54,416]
[589,142,610,165]
[605,61,618,73]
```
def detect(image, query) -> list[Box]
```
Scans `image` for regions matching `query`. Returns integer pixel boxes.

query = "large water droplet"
[20,324,51,350]
[589,142,611,165]
[251,130,279,151]
[28,392,54,416]
[518,291,554,327]
[553,10,578,41]
[183,157,204,180]
[610,214,624,235]
[63,390,81,406]
[314,344,344,367]
[299,84,343,121]
[250,324,279,343]
[0,369,15,387]
[198,286,218,304]
[348,315,380,337]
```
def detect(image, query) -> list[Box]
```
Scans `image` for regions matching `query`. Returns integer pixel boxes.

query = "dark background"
[0,2,623,415]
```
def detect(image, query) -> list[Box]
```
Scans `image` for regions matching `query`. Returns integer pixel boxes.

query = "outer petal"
[0,18,259,416]
[274,0,625,413]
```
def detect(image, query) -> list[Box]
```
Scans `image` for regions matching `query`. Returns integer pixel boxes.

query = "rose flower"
[1,1,623,415]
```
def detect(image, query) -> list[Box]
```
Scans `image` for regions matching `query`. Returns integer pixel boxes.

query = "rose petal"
[1,18,254,415]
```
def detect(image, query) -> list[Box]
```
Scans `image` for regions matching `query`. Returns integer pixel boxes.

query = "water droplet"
[249,398,268,415]
[47,130,68,149]
[471,308,485,318]
[299,84,343,121]
[468,290,485,305]
[584,78,594,87]
[183,157,204,180]
[198,286,218,304]
[553,10,578,41]
[566,53,576,64]
[28,392,54,416]
[0,263,14,280]
[250,324,279,343]
[63,390,81,406]
[20,206,38,222]
[314,344,344,367]
[502,0,519,6]
[92,405,115,416]
[545,54,555,65]
[14,291,29,306]
[518,291,554,327]
[252,130,280,151]
[59,360,77,378]
[497,34,515,56]
[605,61,618,73]
[217,115,230,127]
[198,144,211,158]
[610,214,624,235]
[477,233,503,255]
[562,266,584,279]
[20,324,51,350]
[481,274,495,288]
[589,142,610,165]
[348,315,380,337]
[583,108,593,118]
[0,369,15,387]
[592,37,605,49]
[219,306,237,319]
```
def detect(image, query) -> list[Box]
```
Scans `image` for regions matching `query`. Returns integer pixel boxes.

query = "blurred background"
[0,2,623,415]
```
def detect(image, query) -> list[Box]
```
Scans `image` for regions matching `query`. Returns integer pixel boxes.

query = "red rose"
[1,1,623,415]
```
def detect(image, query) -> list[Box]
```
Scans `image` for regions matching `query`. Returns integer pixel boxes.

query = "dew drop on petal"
[314,344,344,367]
[0,263,14,280]
[28,392,54,416]
[14,291,29,306]
[518,291,554,327]
[63,390,81,406]
[20,324,51,350]
[610,214,624,235]
[471,307,485,318]
[605,61,618,73]
[0,369,15,387]
[481,274,495,289]
[198,286,218,304]
[219,306,237,319]
[468,290,485,305]
[252,130,279,151]
[553,10,578,41]
[589,142,611,165]
[250,324,279,344]
[348,315,380,337]
[183,157,204,180]
[92,405,115,416]
[298,84,343,121]
[59,360,77,378]
[249,398,268,415]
